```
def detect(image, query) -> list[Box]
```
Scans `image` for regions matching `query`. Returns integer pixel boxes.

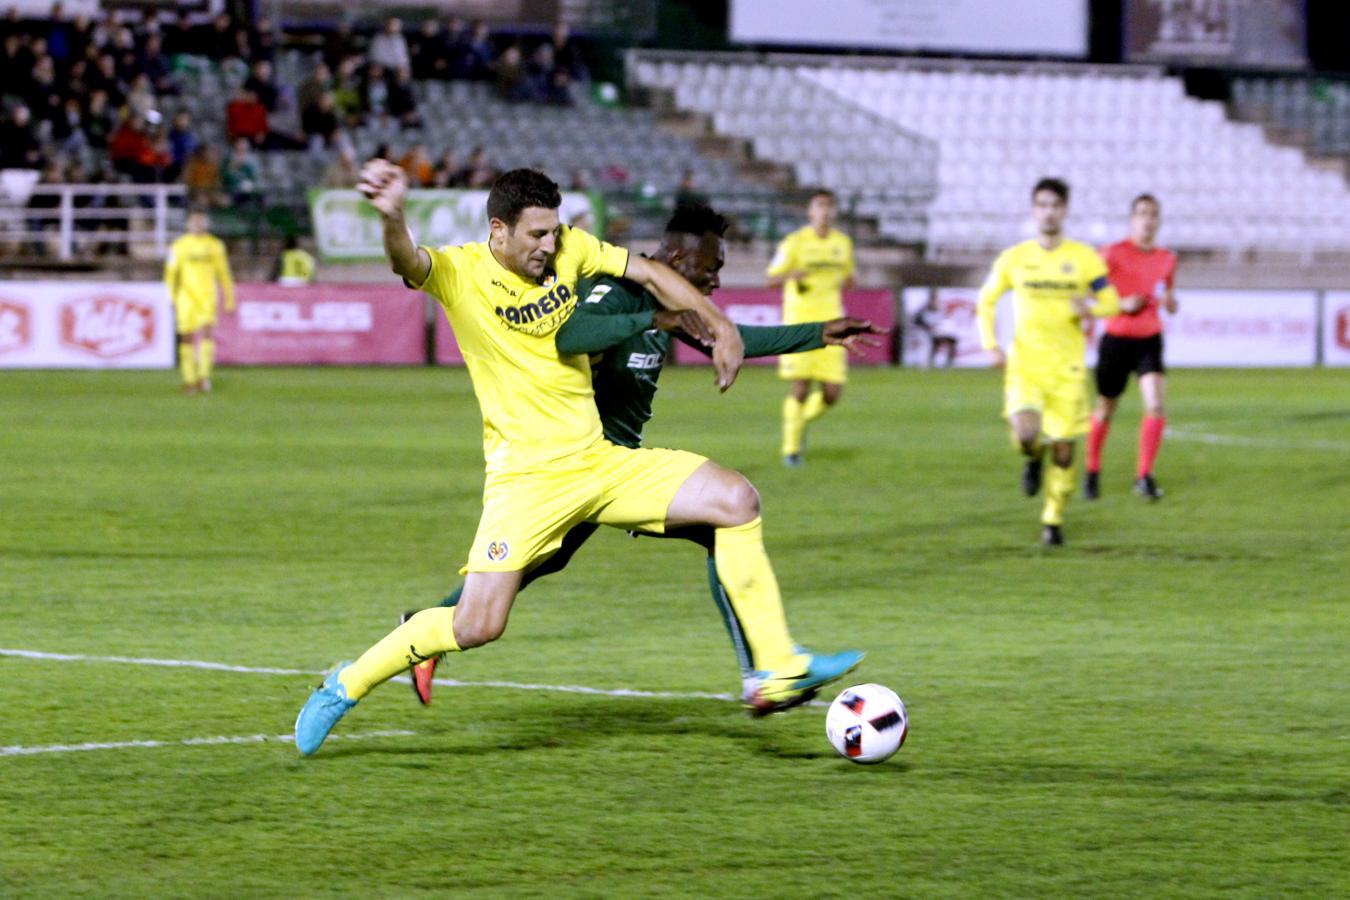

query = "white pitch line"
[0,648,741,703]
[1166,426,1350,451]
[0,730,415,758]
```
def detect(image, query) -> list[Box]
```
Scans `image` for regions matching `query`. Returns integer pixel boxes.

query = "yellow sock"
[713,517,800,673]
[337,607,461,700]
[782,396,806,457]
[200,338,215,380]
[802,389,827,422]
[1041,463,1074,525]
[178,344,198,385]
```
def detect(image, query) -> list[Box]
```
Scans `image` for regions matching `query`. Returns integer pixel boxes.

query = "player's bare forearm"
[382,213,431,284]
[625,255,742,387]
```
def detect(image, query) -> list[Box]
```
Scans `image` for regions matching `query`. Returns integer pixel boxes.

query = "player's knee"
[1145,403,1165,419]
[720,472,761,524]
[453,618,504,649]
[823,385,842,405]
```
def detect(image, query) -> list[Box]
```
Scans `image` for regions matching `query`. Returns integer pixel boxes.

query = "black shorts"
[1095,333,1165,399]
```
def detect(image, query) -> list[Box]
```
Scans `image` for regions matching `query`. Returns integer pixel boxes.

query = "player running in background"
[164,209,235,393]
[1085,194,1178,501]
[977,178,1142,546]
[294,166,864,754]
[403,203,882,706]
[767,189,856,467]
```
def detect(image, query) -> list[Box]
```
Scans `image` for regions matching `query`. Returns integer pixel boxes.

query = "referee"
[1086,194,1178,501]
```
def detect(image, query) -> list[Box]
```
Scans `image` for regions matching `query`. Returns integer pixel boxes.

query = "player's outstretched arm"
[821,317,885,354]
[624,254,743,390]
[358,159,432,286]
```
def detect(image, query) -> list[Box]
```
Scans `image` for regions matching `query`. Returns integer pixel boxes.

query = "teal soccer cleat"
[295,663,359,756]
[743,649,865,717]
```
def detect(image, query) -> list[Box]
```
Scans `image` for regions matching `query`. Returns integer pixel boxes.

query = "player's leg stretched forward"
[406,523,756,706]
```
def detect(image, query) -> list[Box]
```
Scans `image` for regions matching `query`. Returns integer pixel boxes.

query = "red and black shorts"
[1095,333,1165,399]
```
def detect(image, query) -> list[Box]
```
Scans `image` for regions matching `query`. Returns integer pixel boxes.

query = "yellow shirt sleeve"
[214,239,235,311]
[1084,248,1120,318]
[977,249,1013,350]
[766,233,796,278]
[414,245,469,309]
[564,225,629,279]
[164,244,180,303]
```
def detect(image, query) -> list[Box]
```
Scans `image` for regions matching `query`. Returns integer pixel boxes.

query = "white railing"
[0,183,186,262]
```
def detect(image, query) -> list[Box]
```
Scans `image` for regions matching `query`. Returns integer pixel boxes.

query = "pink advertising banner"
[432,300,464,365]
[215,284,425,365]
[671,289,895,366]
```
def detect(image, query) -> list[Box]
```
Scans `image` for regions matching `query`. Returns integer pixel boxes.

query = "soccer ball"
[825,683,908,764]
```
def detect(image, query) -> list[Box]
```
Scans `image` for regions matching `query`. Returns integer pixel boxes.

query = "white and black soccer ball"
[825,683,908,764]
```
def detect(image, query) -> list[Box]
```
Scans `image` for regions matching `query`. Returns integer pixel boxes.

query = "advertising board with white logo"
[214,284,425,365]
[0,282,173,368]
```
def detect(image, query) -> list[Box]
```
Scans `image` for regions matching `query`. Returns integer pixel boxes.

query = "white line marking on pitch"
[0,730,415,758]
[1167,426,1350,451]
[0,648,740,703]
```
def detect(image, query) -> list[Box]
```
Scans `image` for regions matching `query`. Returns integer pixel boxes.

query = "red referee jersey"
[1101,239,1177,339]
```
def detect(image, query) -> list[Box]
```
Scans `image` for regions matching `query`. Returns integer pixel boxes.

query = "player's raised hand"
[357,159,409,218]
[1118,293,1145,314]
[653,309,715,346]
[821,317,886,356]
[987,347,1006,368]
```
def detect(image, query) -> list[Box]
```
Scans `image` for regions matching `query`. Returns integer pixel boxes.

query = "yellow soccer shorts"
[1003,360,1091,441]
[174,297,218,334]
[462,441,708,574]
[778,344,847,384]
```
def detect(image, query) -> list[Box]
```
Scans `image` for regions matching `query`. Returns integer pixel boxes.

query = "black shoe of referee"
[1134,474,1164,501]
[1084,470,1100,500]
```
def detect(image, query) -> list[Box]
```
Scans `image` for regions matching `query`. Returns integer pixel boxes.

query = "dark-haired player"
[767,189,856,467]
[1085,194,1177,501]
[977,178,1141,546]
[294,166,865,754]
[403,202,881,706]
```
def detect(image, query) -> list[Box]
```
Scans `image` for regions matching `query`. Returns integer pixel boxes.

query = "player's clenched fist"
[357,159,409,218]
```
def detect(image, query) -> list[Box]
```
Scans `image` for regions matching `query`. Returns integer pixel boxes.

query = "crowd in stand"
[0,4,591,222]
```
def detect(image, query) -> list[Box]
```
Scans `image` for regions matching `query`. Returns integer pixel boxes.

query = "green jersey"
[558,275,827,448]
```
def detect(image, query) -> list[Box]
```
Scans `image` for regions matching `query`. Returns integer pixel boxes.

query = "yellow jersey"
[766,226,854,323]
[977,239,1120,372]
[165,233,235,311]
[278,248,316,285]
[413,225,629,472]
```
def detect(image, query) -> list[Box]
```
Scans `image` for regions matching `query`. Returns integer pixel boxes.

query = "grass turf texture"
[1,366,1346,898]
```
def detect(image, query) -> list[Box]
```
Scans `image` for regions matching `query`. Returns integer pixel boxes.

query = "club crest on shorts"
[486,540,510,562]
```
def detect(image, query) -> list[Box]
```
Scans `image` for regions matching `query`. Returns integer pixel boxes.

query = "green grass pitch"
[1,365,1347,898]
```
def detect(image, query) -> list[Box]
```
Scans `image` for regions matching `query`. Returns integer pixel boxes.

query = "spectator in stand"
[66,12,92,61]
[109,111,169,183]
[111,25,141,81]
[221,136,261,205]
[52,95,87,154]
[457,145,496,188]
[141,33,175,95]
[431,149,460,187]
[160,12,194,60]
[83,88,115,149]
[526,42,570,105]
[249,15,278,63]
[675,168,709,208]
[321,145,359,187]
[297,61,331,116]
[25,160,63,255]
[89,52,125,107]
[226,86,269,146]
[183,144,225,208]
[443,16,472,79]
[61,57,88,105]
[331,55,364,126]
[550,23,588,83]
[302,91,340,149]
[245,59,285,113]
[201,13,248,78]
[387,65,421,129]
[46,2,73,66]
[464,20,494,81]
[409,19,447,80]
[492,43,530,102]
[125,72,157,118]
[323,21,357,71]
[1,33,27,88]
[0,8,22,42]
[1,104,45,169]
[166,110,199,179]
[369,17,410,72]
[400,141,434,187]
[362,62,389,124]
[24,52,64,126]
